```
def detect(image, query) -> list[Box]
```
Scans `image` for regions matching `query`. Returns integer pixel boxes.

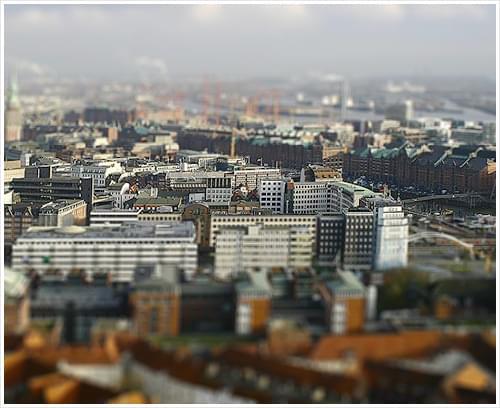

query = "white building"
[210,214,316,248]
[90,208,142,225]
[105,182,137,209]
[126,162,179,174]
[12,222,198,281]
[206,175,233,203]
[373,205,409,270]
[71,161,123,193]
[258,179,287,214]
[290,180,377,215]
[233,167,281,191]
[328,181,378,213]
[292,182,329,214]
[214,224,312,279]
[138,211,182,223]
[91,207,181,223]
[38,199,87,227]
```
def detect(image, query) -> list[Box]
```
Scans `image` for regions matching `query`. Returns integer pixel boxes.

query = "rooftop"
[17,221,195,240]
[90,208,142,215]
[134,196,181,207]
[331,181,378,196]
[326,271,365,294]
[40,199,85,212]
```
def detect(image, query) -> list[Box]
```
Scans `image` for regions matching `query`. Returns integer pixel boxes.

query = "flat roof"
[40,199,85,211]
[331,181,377,196]
[17,221,195,240]
[90,208,142,215]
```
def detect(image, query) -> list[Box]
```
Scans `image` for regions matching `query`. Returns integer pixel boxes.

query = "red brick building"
[343,143,495,195]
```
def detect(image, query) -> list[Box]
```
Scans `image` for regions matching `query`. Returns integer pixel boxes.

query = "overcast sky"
[4,4,497,81]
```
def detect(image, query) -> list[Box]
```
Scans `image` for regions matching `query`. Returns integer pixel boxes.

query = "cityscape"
[2,2,497,405]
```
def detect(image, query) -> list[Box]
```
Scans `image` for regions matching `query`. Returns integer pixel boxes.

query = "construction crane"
[230,127,247,158]
[228,94,237,123]
[245,95,259,118]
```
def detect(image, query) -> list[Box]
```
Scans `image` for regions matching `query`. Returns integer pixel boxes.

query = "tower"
[5,76,23,142]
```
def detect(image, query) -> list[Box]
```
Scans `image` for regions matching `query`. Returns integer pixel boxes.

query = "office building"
[137,211,182,223]
[289,180,376,215]
[233,167,281,191]
[292,182,330,214]
[71,161,123,193]
[38,199,87,227]
[210,214,316,248]
[12,222,198,281]
[316,213,345,263]
[328,181,378,213]
[90,208,142,225]
[258,179,287,214]
[206,175,233,202]
[451,126,485,143]
[373,205,409,271]
[24,165,57,179]
[214,224,312,279]
[11,176,93,220]
[342,208,374,271]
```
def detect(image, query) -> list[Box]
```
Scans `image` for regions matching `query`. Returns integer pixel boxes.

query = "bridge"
[402,193,484,205]
[408,232,474,252]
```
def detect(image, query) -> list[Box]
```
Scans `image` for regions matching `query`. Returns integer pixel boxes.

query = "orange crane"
[230,127,247,158]
[245,95,259,118]
[173,91,185,123]
[270,89,281,124]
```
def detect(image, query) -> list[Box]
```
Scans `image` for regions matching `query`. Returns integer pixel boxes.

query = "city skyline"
[3,2,497,405]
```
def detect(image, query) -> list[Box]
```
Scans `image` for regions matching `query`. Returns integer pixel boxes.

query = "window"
[149,307,159,334]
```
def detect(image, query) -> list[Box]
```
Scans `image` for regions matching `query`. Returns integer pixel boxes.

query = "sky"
[4,4,497,81]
